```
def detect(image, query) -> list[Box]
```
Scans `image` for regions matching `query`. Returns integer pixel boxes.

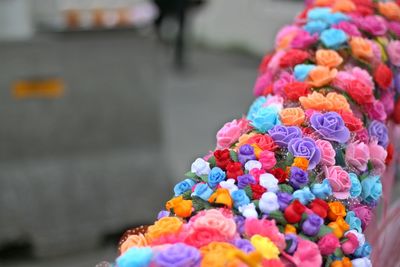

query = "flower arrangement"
[111,0,400,266]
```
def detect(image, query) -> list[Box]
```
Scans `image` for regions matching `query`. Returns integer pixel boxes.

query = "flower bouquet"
[109,0,400,266]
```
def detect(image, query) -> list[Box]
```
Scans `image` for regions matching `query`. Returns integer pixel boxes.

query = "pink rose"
[365,100,387,121]
[355,128,369,143]
[352,205,373,230]
[350,67,374,89]
[387,40,400,67]
[286,238,323,267]
[216,118,251,149]
[253,72,273,96]
[368,141,387,175]
[318,233,340,255]
[244,218,286,250]
[325,166,351,199]
[259,150,277,170]
[191,209,237,240]
[275,25,299,48]
[341,232,359,254]
[273,71,295,96]
[333,21,361,37]
[315,140,336,166]
[356,15,388,36]
[264,95,285,110]
[291,29,319,49]
[345,142,370,172]
[389,21,400,37]
[249,168,266,182]
[380,91,395,115]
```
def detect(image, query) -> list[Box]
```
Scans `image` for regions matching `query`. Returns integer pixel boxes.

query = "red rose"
[345,80,374,105]
[250,184,267,200]
[284,82,311,101]
[338,111,363,131]
[214,149,232,169]
[262,84,274,96]
[386,143,394,165]
[394,98,400,124]
[279,49,309,68]
[309,199,329,219]
[226,162,244,180]
[284,200,306,224]
[248,134,277,151]
[269,168,288,184]
[374,64,393,90]
[259,53,274,74]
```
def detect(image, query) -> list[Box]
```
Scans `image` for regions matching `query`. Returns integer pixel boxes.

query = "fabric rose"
[191,209,236,239]
[368,120,389,148]
[325,166,351,199]
[311,179,333,199]
[219,179,238,194]
[326,92,351,113]
[270,168,288,183]
[357,15,387,36]
[352,205,373,230]
[237,174,256,189]
[354,242,372,258]
[339,111,363,132]
[320,28,348,49]
[250,184,267,200]
[268,125,303,148]
[238,144,256,165]
[387,40,400,67]
[302,214,323,236]
[174,179,196,196]
[293,187,315,204]
[284,82,311,101]
[374,63,393,90]
[316,49,343,68]
[341,232,360,255]
[315,140,336,166]
[259,191,280,214]
[288,137,321,169]
[378,2,400,21]
[250,106,281,133]
[259,173,280,193]
[246,220,286,250]
[192,183,213,200]
[154,243,201,267]
[165,196,193,218]
[231,189,251,208]
[292,157,309,171]
[116,247,153,267]
[299,92,333,111]
[238,203,258,219]
[345,142,370,172]
[208,188,233,208]
[368,141,387,175]
[304,20,329,35]
[352,258,372,267]
[289,166,308,189]
[190,158,211,176]
[146,217,183,242]
[328,217,350,238]
[259,150,277,170]
[350,37,373,61]
[233,238,255,253]
[214,149,232,169]
[309,199,329,219]
[332,21,361,37]
[286,238,322,267]
[345,211,362,233]
[120,234,148,254]
[277,192,293,211]
[280,107,305,126]
[247,96,267,121]
[284,199,306,224]
[318,233,340,256]
[344,79,374,105]
[226,162,244,180]
[244,160,262,171]
[310,112,350,144]
[280,49,310,68]
[328,201,346,221]
[294,64,316,81]
[251,235,280,260]
[307,66,337,87]
[216,118,251,149]
[349,173,362,198]
[247,134,277,151]
[291,29,319,49]
[365,100,387,121]
[361,175,382,204]
[208,167,226,188]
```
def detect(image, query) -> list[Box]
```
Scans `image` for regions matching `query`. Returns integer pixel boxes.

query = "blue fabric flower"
[293,187,315,205]
[174,179,196,196]
[345,211,362,233]
[192,183,213,200]
[307,7,332,22]
[354,242,372,258]
[208,167,226,188]
[247,96,267,121]
[311,179,332,199]
[349,173,362,198]
[231,189,251,208]
[116,247,153,267]
[250,106,281,133]
[294,64,316,81]
[304,20,329,34]
[320,28,348,49]
[326,12,349,25]
[361,175,382,203]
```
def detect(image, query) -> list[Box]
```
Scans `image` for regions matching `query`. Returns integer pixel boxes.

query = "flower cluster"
[114,0,400,266]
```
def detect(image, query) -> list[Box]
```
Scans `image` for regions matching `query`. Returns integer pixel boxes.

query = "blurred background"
[0,0,304,266]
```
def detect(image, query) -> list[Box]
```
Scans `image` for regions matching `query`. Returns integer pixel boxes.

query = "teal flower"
[349,173,362,198]
[320,28,348,49]
[192,183,213,200]
[345,211,362,232]
[174,179,196,196]
[311,179,332,199]
[293,187,315,205]
[361,175,382,203]
[231,189,251,208]
[294,64,316,81]
[116,247,153,267]
[208,167,226,188]
[307,7,332,22]
[247,96,267,121]
[250,106,281,133]
[304,20,329,34]
[354,242,372,258]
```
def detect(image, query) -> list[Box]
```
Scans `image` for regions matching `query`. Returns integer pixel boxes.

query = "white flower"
[346,230,365,247]
[191,158,211,176]
[219,179,238,193]
[239,203,258,218]
[259,192,280,214]
[351,258,372,267]
[259,173,279,192]
[245,160,262,171]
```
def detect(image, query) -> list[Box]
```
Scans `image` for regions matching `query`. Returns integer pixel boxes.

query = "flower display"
[111,1,400,266]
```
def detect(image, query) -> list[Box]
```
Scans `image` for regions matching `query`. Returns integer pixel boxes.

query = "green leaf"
[285,152,294,166]
[192,197,212,211]
[367,160,373,172]
[334,148,346,167]
[279,184,294,194]
[208,156,216,167]
[333,248,344,258]
[317,225,333,238]
[199,175,208,183]
[252,200,260,210]
[182,190,192,200]
[185,171,197,178]
[301,213,308,222]
[324,256,333,267]
[244,186,253,199]
[230,150,239,162]
[268,210,288,225]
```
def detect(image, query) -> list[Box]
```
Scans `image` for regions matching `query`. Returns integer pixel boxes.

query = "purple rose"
[268,125,302,148]
[352,205,373,231]
[288,137,321,169]
[285,234,298,254]
[157,210,170,219]
[154,243,201,267]
[289,166,309,189]
[310,112,350,144]
[237,174,256,189]
[277,192,293,211]
[302,214,323,236]
[368,120,389,148]
[356,15,387,36]
[234,215,246,235]
[232,239,255,253]
[238,144,257,165]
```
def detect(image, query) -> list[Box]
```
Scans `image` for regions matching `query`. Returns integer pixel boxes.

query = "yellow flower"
[200,242,240,267]
[328,217,350,239]
[166,195,193,218]
[292,157,309,171]
[285,224,297,235]
[208,188,233,208]
[146,217,183,242]
[250,234,280,260]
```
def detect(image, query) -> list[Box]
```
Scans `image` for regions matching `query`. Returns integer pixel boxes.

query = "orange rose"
[120,234,148,254]
[316,49,343,68]
[285,224,297,234]
[378,2,400,21]
[314,0,333,6]
[328,217,350,238]
[208,188,233,208]
[307,66,337,87]
[328,201,347,221]
[332,0,356,12]
[251,144,263,159]
[166,195,193,218]
[300,92,333,111]
[146,217,183,242]
[326,92,351,112]
[200,242,241,267]
[292,157,309,171]
[235,132,257,150]
[279,107,305,126]
[331,257,352,267]
[350,37,373,62]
